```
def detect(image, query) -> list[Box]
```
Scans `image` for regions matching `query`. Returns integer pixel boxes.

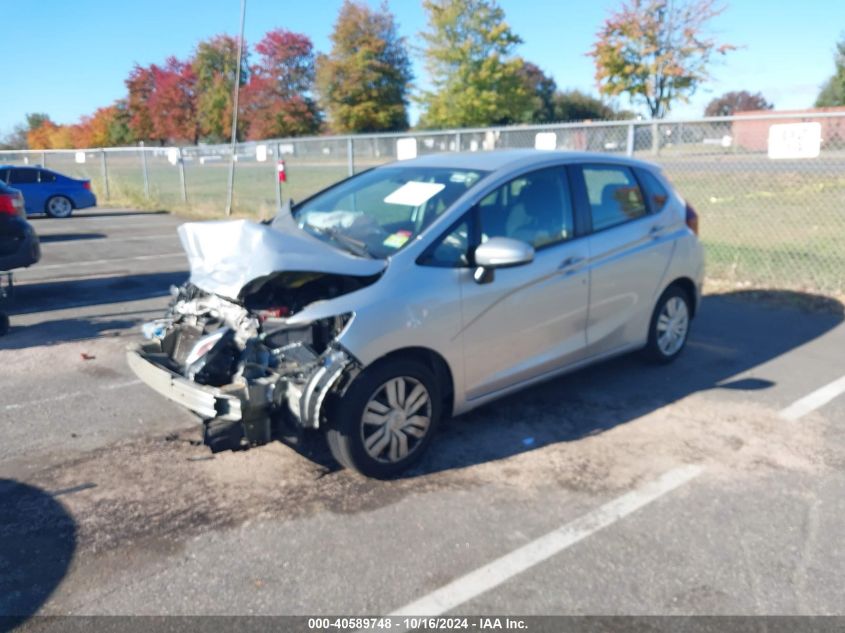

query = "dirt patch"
[24,391,830,561]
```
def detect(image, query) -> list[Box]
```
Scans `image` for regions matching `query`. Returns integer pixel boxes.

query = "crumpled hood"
[177,213,386,300]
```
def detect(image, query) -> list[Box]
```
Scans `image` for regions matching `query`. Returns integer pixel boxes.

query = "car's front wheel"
[326,359,441,478]
[642,285,692,363]
[45,195,73,218]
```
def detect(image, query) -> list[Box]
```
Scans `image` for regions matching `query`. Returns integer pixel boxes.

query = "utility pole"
[225,0,247,216]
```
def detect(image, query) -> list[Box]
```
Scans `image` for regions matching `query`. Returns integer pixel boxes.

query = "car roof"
[383,149,658,173]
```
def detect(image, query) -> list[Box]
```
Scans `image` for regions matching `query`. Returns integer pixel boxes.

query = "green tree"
[815,36,845,107]
[517,62,557,123]
[193,34,249,142]
[589,0,734,118]
[553,90,618,121]
[316,1,412,133]
[417,0,530,128]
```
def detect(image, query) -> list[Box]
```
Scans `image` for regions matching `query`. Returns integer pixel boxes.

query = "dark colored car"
[0,165,97,218]
[0,182,41,270]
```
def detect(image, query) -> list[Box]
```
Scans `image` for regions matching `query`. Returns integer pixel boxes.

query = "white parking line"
[779,374,845,421]
[389,464,704,617]
[2,379,142,411]
[34,252,185,270]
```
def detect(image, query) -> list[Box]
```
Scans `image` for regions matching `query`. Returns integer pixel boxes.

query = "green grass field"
[31,150,845,296]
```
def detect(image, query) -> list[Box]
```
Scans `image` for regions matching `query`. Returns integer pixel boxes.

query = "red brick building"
[731,106,845,152]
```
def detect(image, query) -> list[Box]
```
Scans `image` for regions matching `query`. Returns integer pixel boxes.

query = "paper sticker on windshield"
[384,181,445,206]
[383,230,412,249]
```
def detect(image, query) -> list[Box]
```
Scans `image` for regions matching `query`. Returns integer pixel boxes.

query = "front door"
[459,166,590,400]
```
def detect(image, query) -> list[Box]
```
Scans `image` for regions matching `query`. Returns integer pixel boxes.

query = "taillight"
[0,193,24,217]
[685,202,699,236]
[82,181,91,190]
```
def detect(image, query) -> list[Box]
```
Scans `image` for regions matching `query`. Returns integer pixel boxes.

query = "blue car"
[0,165,97,218]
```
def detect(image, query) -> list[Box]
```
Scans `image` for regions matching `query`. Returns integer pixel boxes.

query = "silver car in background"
[128,150,704,478]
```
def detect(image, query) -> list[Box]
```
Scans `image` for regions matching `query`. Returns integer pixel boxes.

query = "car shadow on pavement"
[29,210,170,220]
[0,271,188,350]
[0,479,76,624]
[399,289,844,478]
[38,233,106,244]
[8,271,187,317]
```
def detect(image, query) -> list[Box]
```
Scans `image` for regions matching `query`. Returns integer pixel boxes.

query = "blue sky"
[2,0,844,134]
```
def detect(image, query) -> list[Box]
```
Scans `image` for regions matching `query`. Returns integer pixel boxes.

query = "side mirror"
[472,237,534,284]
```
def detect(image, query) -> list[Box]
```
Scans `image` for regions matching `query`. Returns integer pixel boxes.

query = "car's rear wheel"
[642,285,691,363]
[326,359,441,478]
[45,195,73,218]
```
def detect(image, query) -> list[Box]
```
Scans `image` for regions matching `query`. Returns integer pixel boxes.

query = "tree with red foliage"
[244,29,320,139]
[125,64,158,142]
[149,57,199,144]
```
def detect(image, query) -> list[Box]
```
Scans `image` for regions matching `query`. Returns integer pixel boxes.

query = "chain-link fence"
[2,111,844,295]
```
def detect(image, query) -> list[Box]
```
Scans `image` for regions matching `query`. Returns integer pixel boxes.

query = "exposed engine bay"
[126,215,392,453]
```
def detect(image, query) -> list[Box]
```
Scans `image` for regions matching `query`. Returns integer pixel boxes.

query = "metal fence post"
[178,147,187,203]
[100,149,110,201]
[347,137,355,176]
[275,142,282,210]
[139,141,150,199]
[455,131,462,152]
[651,121,660,155]
[41,151,47,167]
[626,123,635,157]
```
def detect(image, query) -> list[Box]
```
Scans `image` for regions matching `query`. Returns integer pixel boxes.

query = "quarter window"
[478,167,573,249]
[9,168,38,185]
[636,168,670,212]
[581,165,647,231]
[39,170,57,183]
[419,217,472,268]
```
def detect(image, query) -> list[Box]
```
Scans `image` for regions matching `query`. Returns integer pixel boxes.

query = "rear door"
[8,168,41,214]
[574,163,676,355]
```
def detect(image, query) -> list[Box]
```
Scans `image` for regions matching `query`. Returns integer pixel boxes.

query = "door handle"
[558,256,585,271]
[649,224,666,238]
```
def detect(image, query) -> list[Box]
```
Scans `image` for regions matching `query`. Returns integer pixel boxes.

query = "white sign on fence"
[167,148,180,165]
[75,151,86,164]
[534,132,557,151]
[396,138,418,160]
[256,144,268,162]
[768,122,822,159]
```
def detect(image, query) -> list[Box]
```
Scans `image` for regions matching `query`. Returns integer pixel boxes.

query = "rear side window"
[636,168,670,212]
[581,165,647,232]
[9,168,39,184]
[39,170,57,183]
[0,169,8,183]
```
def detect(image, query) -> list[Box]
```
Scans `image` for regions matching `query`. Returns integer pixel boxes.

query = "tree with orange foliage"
[589,0,734,118]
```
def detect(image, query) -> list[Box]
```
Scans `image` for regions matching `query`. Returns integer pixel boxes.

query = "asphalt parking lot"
[1,209,845,622]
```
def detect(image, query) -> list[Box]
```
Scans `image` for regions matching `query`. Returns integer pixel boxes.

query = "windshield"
[289,166,487,259]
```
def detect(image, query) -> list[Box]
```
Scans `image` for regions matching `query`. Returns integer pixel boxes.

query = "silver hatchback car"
[128,150,703,477]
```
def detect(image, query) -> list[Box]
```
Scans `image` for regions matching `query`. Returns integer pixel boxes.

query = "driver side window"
[478,167,573,249]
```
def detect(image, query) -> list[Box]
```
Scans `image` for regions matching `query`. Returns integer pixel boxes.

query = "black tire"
[641,285,692,364]
[45,195,74,218]
[325,359,441,479]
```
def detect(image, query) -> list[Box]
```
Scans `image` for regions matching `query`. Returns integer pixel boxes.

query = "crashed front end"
[127,218,383,452]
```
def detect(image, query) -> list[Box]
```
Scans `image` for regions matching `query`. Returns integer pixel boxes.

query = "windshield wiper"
[307,224,372,258]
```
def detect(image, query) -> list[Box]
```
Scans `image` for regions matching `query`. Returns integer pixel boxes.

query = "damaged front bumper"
[127,339,352,451]
[127,341,245,421]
